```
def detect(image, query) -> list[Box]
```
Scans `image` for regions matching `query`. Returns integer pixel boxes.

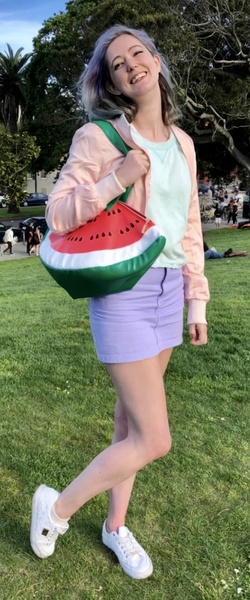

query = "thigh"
[106,353,173,441]
[113,348,172,422]
[159,348,173,376]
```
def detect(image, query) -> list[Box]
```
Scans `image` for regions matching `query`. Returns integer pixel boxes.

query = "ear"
[106,82,121,96]
[153,54,161,71]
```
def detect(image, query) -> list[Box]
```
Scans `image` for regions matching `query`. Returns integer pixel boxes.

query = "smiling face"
[106,33,161,101]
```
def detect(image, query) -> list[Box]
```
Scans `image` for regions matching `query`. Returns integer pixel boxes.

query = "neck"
[132,95,168,142]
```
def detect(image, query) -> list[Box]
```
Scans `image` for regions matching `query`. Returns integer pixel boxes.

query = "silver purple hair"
[78,24,181,124]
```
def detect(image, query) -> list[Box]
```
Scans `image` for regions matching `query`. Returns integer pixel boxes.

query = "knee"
[144,430,172,462]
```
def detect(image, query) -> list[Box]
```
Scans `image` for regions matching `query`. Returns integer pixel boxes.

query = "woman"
[29,224,41,256]
[30,25,209,579]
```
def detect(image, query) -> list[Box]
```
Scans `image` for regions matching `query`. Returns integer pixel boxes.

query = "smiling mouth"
[130,72,147,84]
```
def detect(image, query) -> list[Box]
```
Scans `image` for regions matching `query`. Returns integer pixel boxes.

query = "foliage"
[175,0,250,178]
[0,227,249,599]
[23,0,250,178]
[0,44,31,134]
[0,127,40,211]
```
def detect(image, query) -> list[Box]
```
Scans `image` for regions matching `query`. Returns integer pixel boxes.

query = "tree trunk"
[8,94,18,135]
[8,202,20,213]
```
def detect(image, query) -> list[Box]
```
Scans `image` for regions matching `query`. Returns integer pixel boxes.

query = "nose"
[126,56,137,72]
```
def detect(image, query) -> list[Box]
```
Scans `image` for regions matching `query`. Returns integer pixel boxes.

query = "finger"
[190,332,207,345]
[189,325,207,345]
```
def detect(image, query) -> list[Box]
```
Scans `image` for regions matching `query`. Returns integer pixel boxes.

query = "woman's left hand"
[189,323,208,346]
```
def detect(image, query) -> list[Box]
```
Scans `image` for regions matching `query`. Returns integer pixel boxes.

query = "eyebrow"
[111,44,142,66]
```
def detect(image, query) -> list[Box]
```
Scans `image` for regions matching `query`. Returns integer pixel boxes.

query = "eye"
[134,50,143,56]
[114,61,124,71]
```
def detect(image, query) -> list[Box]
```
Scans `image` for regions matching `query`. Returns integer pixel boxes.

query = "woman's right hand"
[115,150,150,188]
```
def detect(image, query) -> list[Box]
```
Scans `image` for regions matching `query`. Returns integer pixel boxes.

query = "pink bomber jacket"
[46,115,209,324]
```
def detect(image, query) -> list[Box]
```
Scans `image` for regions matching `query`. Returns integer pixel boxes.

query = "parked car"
[0,196,7,208]
[20,193,48,207]
[0,221,23,243]
[19,217,48,237]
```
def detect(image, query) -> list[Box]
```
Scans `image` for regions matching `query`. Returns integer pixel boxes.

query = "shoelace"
[42,528,60,544]
[117,532,142,562]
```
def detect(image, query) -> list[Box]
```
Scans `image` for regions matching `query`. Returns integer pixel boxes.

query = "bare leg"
[106,348,173,532]
[105,399,135,533]
[54,355,172,520]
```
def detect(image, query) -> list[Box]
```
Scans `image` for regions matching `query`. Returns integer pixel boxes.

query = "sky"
[0,0,67,55]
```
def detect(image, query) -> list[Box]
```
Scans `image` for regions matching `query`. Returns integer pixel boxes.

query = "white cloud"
[0,19,41,54]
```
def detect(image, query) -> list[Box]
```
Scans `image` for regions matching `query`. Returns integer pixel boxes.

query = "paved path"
[0,240,35,261]
[0,217,247,263]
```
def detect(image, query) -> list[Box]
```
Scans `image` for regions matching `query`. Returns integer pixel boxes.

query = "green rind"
[42,236,166,299]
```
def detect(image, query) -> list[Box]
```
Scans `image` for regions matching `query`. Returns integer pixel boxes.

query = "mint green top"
[130,125,191,268]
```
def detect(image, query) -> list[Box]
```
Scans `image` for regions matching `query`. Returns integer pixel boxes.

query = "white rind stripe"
[40,227,164,270]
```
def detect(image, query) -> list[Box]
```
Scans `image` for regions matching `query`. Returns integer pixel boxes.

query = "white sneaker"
[30,484,69,558]
[102,521,153,579]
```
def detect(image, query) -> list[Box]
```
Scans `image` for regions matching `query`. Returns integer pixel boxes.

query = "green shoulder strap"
[92,119,132,206]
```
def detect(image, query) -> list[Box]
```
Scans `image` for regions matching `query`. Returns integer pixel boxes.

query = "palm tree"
[0,44,31,134]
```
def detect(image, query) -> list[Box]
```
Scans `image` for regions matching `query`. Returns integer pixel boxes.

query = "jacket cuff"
[187,299,207,325]
[95,171,126,205]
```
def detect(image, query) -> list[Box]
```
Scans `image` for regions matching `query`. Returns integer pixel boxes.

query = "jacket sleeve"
[46,123,126,235]
[181,139,210,323]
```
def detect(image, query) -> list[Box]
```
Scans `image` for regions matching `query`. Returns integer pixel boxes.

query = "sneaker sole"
[30,484,54,559]
[102,536,153,580]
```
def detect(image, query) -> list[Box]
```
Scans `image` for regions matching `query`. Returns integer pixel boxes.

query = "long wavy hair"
[78,24,180,124]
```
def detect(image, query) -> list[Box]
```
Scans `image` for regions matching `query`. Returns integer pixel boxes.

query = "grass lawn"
[0,206,45,220]
[0,227,249,600]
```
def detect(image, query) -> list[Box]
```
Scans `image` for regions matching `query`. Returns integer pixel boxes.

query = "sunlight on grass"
[0,227,249,600]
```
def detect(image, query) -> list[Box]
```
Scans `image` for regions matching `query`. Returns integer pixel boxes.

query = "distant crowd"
[199,182,249,226]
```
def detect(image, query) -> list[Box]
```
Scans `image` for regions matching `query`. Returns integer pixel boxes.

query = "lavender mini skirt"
[89,267,184,363]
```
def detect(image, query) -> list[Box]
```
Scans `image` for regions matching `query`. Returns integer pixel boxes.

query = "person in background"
[29,224,42,256]
[232,200,238,225]
[3,226,14,255]
[203,237,232,259]
[214,201,222,229]
[26,222,34,254]
[227,198,234,223]
[30,24,209,580]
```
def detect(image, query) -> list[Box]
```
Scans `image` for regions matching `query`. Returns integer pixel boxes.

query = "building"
[26,171,58,195]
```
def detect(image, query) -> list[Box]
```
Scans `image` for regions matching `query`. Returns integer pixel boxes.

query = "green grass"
[0,206,45,220]
[0,227,249,600]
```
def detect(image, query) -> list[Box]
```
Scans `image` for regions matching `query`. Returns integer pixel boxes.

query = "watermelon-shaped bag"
[40,121,166,299]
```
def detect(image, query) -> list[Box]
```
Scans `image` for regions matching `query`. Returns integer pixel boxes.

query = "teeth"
[131,73,146,84]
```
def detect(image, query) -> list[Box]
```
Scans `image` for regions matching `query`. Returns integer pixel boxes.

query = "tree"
[0,127,40,212]
[24,0,250,179]
[0,44,32,134]
[167,0,250,178]
[24,0,180,171]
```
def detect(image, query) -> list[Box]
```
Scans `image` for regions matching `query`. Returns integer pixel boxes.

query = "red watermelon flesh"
[49,203,152,254]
